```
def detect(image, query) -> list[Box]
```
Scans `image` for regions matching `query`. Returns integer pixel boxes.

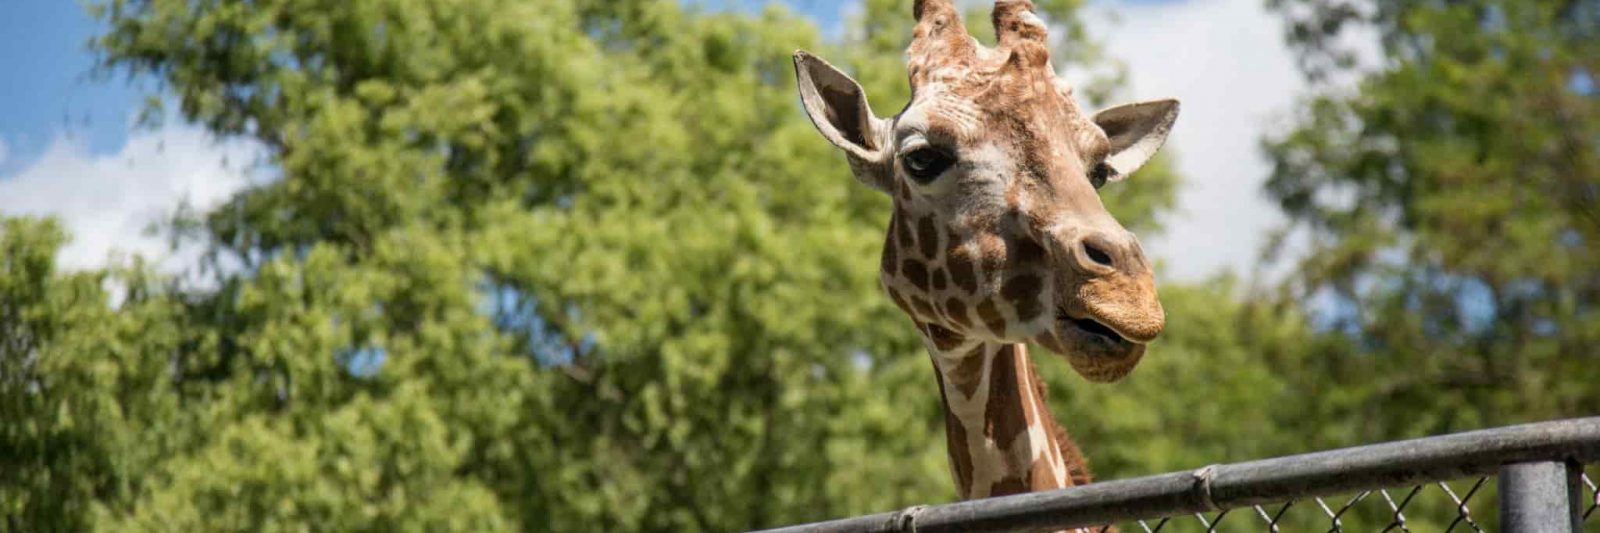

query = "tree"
[1265,0,1600,437]
[1255,1,1600,525]
[77,0,967,529]
[5,0,1350,531]
[13,0,1145,529]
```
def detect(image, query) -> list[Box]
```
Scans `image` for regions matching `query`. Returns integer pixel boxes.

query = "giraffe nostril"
[1083,241,1114,268]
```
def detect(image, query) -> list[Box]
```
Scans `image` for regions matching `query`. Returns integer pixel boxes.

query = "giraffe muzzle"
[1040,312,1149,383]
[1035,231,1164,382]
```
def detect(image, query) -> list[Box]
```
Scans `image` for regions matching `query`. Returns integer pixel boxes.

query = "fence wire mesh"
[755,418,1600,533]
[1088,466,1598,532]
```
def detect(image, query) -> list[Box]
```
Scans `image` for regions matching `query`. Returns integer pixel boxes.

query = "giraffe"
[792,0,1178,503]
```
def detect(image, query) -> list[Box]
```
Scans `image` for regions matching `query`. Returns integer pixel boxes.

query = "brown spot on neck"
[989,476,1028,497]
[984,345,1030,451]
[925,322,965,351]
[976,298,1008,337]
[930,343,1099,501]
[932,357,975,497]
[1029,455,1061,491]
[941,344,988,398]
[1023,351,1096,488]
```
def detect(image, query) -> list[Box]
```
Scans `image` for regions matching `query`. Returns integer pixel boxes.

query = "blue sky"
[0,1,837,175]
[0,0,1338,281]
[692,0,848,28]
[0,1,143,176]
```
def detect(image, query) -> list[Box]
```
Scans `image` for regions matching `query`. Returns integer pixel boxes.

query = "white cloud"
[1085,0,1312,282]
[0,124,261,271]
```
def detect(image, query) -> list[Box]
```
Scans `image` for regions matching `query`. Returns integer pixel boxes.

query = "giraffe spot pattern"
[989,476,1029,498]
[933,360,975,498]
[944,298,970,329]
[887,288,913,316]
[977,233,1007,281]
[874,0,1141,510]
[946,247,978,293]
[881,222,898,275]
[1001,274,1043,321]
[984,345,1026,452]
[909,295,936,319]
[1029,455,1061,491]
[917,216,940,259]
[1010,237,1046,268]
[948,345,987,398]
[896,209,915,249]
[926,323,965,351]
[901,259,931,291]
[976,298,1007,338]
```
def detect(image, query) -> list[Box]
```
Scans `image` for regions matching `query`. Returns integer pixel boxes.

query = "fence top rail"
[754,416,1600,533]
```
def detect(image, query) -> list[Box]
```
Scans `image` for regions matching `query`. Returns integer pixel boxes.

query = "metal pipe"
[754,417,1600,533]
[1498,461,1581,532]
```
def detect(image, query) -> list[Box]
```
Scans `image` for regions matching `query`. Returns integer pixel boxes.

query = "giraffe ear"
[794,50,893,193]
[1092,99,1180,182]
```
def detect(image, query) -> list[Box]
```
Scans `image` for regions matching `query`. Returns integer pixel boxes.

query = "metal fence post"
[1498,460,1581,532]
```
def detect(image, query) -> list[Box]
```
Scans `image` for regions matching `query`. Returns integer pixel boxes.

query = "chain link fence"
[1106,467,1597,532]
[756,418,1600,532]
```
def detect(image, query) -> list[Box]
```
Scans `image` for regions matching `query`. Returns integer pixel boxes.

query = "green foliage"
[21,0,1592,531]
[1048,278,1341,475]
[18,1,974,530]
[1264,0,1600,437]
[1,219,191,531]
[0,0,1202,529]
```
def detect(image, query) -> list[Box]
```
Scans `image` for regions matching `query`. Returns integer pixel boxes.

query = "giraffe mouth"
[1048,307,1147,382]
[1068,317,1129,344]
[1056,309,1135,347]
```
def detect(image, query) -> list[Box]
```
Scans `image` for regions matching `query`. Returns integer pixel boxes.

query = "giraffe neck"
[925,335,1094,499]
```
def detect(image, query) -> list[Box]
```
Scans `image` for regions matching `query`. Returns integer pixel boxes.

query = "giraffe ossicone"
[794,0,1179,505]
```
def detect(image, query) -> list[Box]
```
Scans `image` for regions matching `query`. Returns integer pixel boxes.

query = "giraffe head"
[794,0,1177,382]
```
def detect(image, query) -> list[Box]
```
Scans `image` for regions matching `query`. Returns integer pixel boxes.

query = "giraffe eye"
[1088,162,1112,189]
[902,147,956,183]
